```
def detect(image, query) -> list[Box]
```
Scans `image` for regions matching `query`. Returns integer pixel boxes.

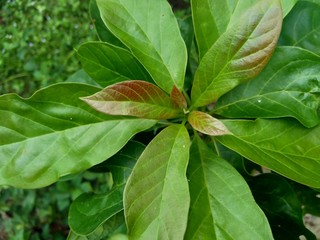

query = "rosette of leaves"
[1,0,320,239]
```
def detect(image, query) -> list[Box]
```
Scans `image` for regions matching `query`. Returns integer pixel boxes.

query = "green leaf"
[65,69,100,87]
[191,0,291,59]
[69,186,124,235]
[96,0,187,93]
[217,118,320,188]
[185,135,273,240]
[279,1,320,55]
[191,0,282,108]
[82,80,183,120]
[281,0,298,17]
[69,141,143,235]
[215,47,320,128]
[68,211,126,240]
[89,0,125,48]
[292,182,320,216]
[77,42,153,87]
[248,173,316,240]
[0,83,156,188]
[188,111,231,136]
[191,0,262,58]
[124,125,190,239]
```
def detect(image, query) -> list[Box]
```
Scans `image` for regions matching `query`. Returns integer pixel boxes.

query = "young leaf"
[278,1,320,55]
[185,135,273,240]
[96,0,187,93]
[215,47,320,128]
[69,141,144,235]
[81,80,183,119]
[124,125,190,239]
[77,42,153,87]
[188,111,231,136]
[191,0,282,107]
[217,118,320,188]
[89,0,125,48]
[248,174,316,240]
[0,83,156,188]
[170,85,187,110]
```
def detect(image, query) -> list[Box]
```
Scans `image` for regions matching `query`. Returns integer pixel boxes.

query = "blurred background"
[0,0,96,97]
[0,1,101,239]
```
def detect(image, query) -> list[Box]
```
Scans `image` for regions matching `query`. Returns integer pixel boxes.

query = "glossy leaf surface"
[188,111,231,136]
[217,119,320,187]
[69,141,144,235]
[124,125,190,239]
[82,80,183,119]
[279,1,320,55]
[0,83,156,188]
[215,47,320,128]
[248,174,316,240]
[97,0,187,93]
[89,0,125,48]
[77,42,153,87]
[185,135,273,239]
[191,0,282,107]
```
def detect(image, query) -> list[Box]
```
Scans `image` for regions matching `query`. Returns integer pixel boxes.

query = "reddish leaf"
[170,85,188,110]
[188,111,231,136]
[81,80,183,119]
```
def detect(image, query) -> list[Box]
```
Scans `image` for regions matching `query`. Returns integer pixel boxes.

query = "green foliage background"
[0,0,96,96]
[0,0,98,239]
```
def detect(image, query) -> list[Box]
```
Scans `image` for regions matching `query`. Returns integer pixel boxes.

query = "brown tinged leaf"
[81,80,183,120]
[170,85,188,110]
[188,111,231,136]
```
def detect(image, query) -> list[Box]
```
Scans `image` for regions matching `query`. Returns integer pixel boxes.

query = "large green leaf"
[185,135,273,239]
[96,0,187,93]
[191,0,234,59]
[215,47,320,128]
[191,0,291,59]
[77,42,153,87]
[248,173,316,240]
[69,141,144,235]
[0,83,156,188]
[124,125,190,239]
[82,80,183,119]
[191,0,259,59]
[281,0,298,17]
[217,118,320,188]
[89,0,125,48]
[278,1,320,55]
[191,0,282,108]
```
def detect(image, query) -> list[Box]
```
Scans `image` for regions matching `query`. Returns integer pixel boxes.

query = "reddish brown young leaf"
[81,80,183,119]
[188,111,231,136]
[170,85,188,110]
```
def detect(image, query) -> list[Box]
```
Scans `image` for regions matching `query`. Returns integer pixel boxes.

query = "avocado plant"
[1,0,320,239]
